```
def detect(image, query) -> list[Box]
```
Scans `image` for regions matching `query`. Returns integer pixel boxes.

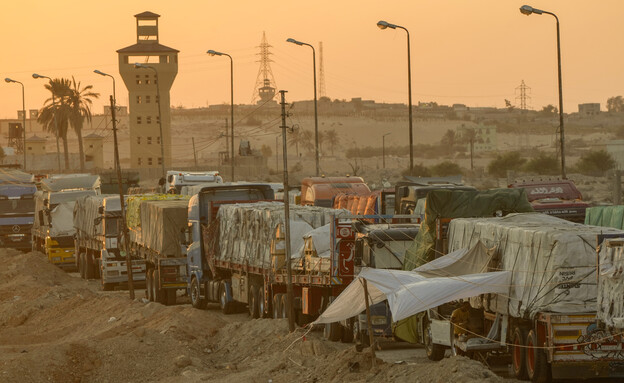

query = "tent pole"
[362,279,376,367]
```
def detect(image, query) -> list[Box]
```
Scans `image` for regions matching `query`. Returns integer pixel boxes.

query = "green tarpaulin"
[585,205,624,229]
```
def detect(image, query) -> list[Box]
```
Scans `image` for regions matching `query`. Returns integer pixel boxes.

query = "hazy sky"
[1,0,623,119]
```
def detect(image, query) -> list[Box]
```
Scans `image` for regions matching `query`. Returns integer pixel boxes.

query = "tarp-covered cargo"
[447,213,624,318]
[597,238,624,329]
[585,205,624,230]
[211,202,348,269]
[125,194,190,229]
[34,189,99,237]
[41,175,101,192]
[403,188,534,270]
[73,195,121,237]
[138,200,189,257]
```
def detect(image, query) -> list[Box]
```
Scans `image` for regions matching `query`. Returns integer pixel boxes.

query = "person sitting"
[451,300,475,341]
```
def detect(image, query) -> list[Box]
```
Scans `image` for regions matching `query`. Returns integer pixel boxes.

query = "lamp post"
[134,63,166,181]
[520,5,566,179]
[207,50,235,182]
[5,78,27,170]
[94,69,135,299]
[377,20,413,174]
[286,38,320,177]
[382,133,391,169]
[32,73,62,172]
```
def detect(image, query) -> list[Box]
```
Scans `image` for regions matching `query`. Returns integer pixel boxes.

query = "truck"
[166,170,223,194]
[73,195,146,290]
[423,213,624,381]
[300,176,370,207]
[32,175,100,269]
[0,170,36,251]
[508,179,590,223]
[186,183,354,328]
[126,195,190,305]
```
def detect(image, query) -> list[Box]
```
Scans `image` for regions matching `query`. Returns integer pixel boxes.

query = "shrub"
[523,153,559,175]
[575,150,616,176]
[487,151,526,178]
[431,161,462,177]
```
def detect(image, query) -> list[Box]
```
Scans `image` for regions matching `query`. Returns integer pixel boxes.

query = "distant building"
[578,103,600,116]
[25,135,46,155]
[84,133,104,169]
[456,124,497,152]
[117,11,178,169]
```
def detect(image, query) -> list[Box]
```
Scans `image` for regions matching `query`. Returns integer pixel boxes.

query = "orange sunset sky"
[1,0,623,119]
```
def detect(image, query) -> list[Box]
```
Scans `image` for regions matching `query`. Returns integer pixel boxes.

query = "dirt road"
[0,249,518,382]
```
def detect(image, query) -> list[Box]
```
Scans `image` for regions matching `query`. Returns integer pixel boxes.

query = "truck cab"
[300,176,370,207]
[395,176,476,220]
[0,182,36,251]
[166,170,223,194]
[508,179,589,223]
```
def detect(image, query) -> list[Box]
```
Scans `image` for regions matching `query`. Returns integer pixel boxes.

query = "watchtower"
[117,11,178,169]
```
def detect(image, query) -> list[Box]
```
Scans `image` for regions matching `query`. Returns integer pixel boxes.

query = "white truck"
[73,195,146,290]
[425,213,624,381]
[32,175,100,269]
[166,170,223,194]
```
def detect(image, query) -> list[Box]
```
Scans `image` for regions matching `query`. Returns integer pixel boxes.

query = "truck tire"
[85,253,95,280]
[165,289,177,306]
[512,327,529,380]
[272,294,283,319]
[424,319,445,361]
[526,329,551,383]
[248,285,259,318]
[211,281,220,302]
[153,269,163,304]
[219,281,234,314]
[146,269,153,301]
[206,281,213,303]
[257,285,266,318]
[190,277,206,309]
[324,322,343,342]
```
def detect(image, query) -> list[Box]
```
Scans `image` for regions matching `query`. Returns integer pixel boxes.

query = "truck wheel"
[85,253,95,279]
[219,281,233,314]
[272,294,283,319]
[526,329,551,383]
[212,281,220,302]
[153,269,163,304]
[512,327,529,380]
[248,285,259,318]
[324,322,343,342]
[165,289,177,306]
[257,286,266,318]
[190,277,206,309]
[424,319,445,361]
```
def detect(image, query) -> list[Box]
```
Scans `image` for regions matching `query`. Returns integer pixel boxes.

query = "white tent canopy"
[314,242,510,324]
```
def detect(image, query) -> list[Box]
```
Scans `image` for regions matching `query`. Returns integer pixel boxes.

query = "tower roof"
[84,133,103,139]
[134,11,160,18]
[26,135,46,142]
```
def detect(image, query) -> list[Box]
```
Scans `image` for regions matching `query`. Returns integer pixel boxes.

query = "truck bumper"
[48,247,76,268]
[552,361,624,379]
[0,234,31,250]
[102,260,146,284]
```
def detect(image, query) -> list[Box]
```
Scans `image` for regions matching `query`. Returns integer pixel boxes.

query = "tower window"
[137,116,142,124]
[148,157,153,166]
[146,95,151,103]
[136,95,142,104]
[147,136,152,145]
[156,136,160,144]
[158,157,162,165]
[146,116,152,124]
[137,136,141,145]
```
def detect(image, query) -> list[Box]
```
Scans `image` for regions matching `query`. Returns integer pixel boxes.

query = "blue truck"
[0,170,36,251]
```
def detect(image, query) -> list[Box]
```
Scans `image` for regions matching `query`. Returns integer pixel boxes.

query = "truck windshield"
[105,217,121,236]
[0,199,35,215]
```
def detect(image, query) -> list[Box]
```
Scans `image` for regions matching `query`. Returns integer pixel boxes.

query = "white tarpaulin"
[314,242,509,324]
[597,238,624,328]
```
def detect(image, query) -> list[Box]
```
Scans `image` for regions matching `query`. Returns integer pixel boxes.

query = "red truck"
[508,179,590,223]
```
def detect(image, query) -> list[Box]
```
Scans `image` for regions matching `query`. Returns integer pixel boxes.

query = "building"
[117,11,178,170]
[84,133,104,169]
[578,103,600,116]
[25,135,46,155]
[456,124,497,153]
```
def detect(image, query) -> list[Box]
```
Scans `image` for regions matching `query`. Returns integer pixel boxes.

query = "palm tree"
[37,78,72,169]
[68,77,99,171]
[301,130,314,153]
[287,128,304,157]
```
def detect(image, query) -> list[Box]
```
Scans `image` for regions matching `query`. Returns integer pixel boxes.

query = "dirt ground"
[0,248,520,383]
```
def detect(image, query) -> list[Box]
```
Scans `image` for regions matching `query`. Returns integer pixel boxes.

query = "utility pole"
[110,95,135,299]
[280,90,295,332]
[275,135,279,171]
[192,137,198,168]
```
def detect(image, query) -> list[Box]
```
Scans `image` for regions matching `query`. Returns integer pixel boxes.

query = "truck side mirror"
[43,198,49,206]
[98,206,104,214]
[167,175,173,183]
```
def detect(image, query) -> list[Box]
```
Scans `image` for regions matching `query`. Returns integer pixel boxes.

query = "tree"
[301,130,314,153]
[37,78,72,169]
[0,146,5,164]
[260,144,272,159]
[457,127,482,171]
[324,129,340,156]
[575,150,616,176]
[540,104,558,116]
[440,129,456,155]
[504,99,515,112]
[523,153,559,175]
[68,77,99,171]
[607,96,624,113]
[287,128,304,157]
[487,151,526,178]
[431,161,462,177]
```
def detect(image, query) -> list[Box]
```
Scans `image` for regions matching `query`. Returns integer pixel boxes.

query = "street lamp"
[207,50,235,182]
[93,69,135,299]
[286,38,320,177]
[382,133,391,169]
[32,73,62,172]
[377,20,414,174]
[5,78,27,171]
[134,63,166,181]
[519,5,566,179]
